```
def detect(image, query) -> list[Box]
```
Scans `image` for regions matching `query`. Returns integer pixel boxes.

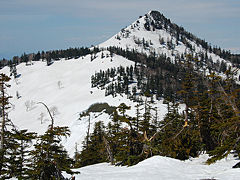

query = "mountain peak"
[146,10,159,15]
[99,10,227,66]
[146,10,162,16]
[143,10,172,32]
[148,10,162,17]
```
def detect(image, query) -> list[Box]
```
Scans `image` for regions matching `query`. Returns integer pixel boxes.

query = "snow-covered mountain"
[1,10,240,180]
[100,11,223,62]
[99,11,240,80]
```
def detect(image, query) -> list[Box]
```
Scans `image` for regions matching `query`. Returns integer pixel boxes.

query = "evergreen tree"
[77,121,107,167]
[29,126,73,179]
[207,68,240,165]
[156,102,201,160]
[139,99,153,135]
[0,73,15,179]
[9,129,36,179]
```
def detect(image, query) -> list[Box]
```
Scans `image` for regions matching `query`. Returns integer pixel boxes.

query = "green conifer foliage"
[156,103,201,160]
[0,73,15,179]
[29,126,73,179]
[9,130,36,179]
[77,121,107,167]
[207,68,240,165]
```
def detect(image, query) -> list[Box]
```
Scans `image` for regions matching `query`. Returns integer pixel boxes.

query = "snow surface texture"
[63,154,240,180]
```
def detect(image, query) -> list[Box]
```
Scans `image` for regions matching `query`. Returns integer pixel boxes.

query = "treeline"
[91,63,183,102]
[92,47,240,103]
[0,46,100,68]
[107,46,236,75]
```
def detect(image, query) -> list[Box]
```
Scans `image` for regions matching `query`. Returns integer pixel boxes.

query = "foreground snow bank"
[64,155,240,180]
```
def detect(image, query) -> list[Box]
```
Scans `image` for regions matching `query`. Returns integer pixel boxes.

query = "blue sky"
[0,0,239,59]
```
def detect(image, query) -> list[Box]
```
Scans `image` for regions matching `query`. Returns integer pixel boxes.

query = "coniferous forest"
[77,48,240,167]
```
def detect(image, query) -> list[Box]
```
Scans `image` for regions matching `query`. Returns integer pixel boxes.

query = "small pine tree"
[78,121,107,167]
[157,103,201,160]
[29,126,73,179]
[0,73,15,179]
[9,129,36,179]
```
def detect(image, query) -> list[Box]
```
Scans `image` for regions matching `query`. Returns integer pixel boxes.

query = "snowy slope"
[1,51,131,154]
[1,51,168,156]
[63,154,240,180]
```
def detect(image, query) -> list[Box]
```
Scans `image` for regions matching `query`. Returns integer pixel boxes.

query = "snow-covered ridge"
[1,50,168,156]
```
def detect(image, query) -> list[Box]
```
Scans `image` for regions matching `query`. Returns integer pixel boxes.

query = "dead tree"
[103,136,114,165]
